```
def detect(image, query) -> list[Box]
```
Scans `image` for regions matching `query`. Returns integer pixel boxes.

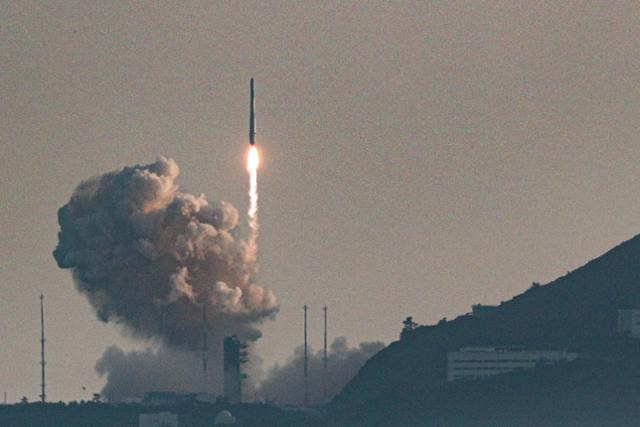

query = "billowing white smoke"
[259,337,384,405]
[53,157,278,400]
[95,345,221,401]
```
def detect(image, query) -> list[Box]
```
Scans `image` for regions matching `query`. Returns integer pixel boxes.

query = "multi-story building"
[617,309,640,338]
[447,346,578,381]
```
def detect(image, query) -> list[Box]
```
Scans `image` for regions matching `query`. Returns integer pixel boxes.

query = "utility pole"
[39,294,46,403]
[323,306,328,372]
[323,305,328,402]
[202,305,208,377]
[303,304,308,406]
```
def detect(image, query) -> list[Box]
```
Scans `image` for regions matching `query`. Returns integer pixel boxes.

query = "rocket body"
[249,78,255,145]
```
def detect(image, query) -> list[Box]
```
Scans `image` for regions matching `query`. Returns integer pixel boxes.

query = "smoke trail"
[258,337,384,405]
[247,146,259,255]
[53,157,278,399]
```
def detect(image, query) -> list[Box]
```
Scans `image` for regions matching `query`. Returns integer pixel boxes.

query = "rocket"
[249,78,255,145]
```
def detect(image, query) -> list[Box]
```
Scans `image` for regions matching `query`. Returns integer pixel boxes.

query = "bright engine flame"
[247,146,259,253]
[247,146,260,171]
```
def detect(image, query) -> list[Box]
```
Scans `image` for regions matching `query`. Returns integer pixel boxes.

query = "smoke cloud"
[53,158,278,399]
[259,337,384,405]
[95,345,221,401]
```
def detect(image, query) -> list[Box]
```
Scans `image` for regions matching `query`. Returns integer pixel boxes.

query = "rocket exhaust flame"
[247,146,260,171]
[247,146,259,252]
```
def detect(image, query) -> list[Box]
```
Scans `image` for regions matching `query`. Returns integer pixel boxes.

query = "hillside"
[328,341,640,426]
[332,233,640,414]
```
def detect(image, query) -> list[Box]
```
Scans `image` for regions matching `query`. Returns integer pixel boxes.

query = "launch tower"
[223,336,243,403]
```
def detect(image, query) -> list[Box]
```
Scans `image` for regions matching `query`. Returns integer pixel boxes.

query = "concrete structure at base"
[224,336,242,404]
[139,411,179,427]
[617,309,640,338]
[142,392,184,406]
[447,346,578,382]
[141,391,217,406]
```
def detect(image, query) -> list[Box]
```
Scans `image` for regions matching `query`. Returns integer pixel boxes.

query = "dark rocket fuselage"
[249,78,255,145]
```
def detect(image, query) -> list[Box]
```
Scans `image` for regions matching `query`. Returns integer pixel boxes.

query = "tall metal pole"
[303,304,308,406]
[202,305,208,377]
[323,306,328,372]
[323,305,328,402]
[39,294,46,403]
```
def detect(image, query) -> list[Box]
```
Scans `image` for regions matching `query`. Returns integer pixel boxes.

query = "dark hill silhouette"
[329,341,640,426]
[332,233,640,413]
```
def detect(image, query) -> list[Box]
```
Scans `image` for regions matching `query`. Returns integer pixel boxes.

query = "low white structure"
[139,411,179,427]
[214,410,236,425]
[617,309,640,338]
[447,346,578,381]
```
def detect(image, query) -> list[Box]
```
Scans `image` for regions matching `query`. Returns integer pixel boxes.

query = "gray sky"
[2,1,640,402]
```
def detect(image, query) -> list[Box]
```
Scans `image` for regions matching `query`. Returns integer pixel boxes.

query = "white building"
[214,410,236,425]
[617,309,640,338]
[139,411,179,427]
[447,346,578,381]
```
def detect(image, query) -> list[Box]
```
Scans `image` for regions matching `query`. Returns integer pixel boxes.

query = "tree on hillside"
[401,316,418,340]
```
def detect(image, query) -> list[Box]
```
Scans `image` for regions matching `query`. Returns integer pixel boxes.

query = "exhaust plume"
[53,157,278,399]
[95,345,221,401]
[246,146,260,254]
[259,337,384,405]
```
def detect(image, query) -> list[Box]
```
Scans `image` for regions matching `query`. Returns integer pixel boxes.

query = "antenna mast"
[323,305,329,402]
[39,294,46,403]
[303,304,308,406]
[323,306,328,372]
[202,305,208,377]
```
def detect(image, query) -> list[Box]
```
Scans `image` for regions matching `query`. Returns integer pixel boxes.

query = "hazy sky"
[2,1,640,402]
